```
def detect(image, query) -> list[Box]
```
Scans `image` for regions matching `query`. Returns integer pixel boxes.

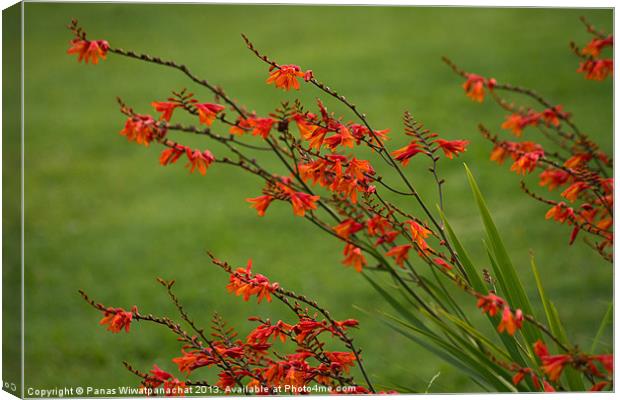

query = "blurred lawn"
[21,3,612,393]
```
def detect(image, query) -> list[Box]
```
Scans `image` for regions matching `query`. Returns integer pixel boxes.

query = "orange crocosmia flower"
[266,64,306,91]
[374,230,399,247]
[476,293,505,317]
[539,168,571,190]
[333,219,364,239]
[490,145,508,165]
[99,306,136,333]
[229,117,253,136]
[564,153,592,169]
[325,352,356,373]
[324,125,355,151]
[195,103,226,126]
[434,139,469,159]
[184,148,215,176]
[346,158,374,180]
[159,146,186,166]
[248,117,275,139]
[67,39,110,64]
[510,151,543,175]
[561,181,589,202]
[342,243,367,273]
[120,114,157,146]
[366,215,392,236]
[226,260,279,303]
[292,113,319,140]
[391,141,425,166]
[593,354,613,373]
[172,350,215,374]
[433,257,453,270]
[582,36,614,57]
[406,220,431,249]
[385,244,413,267]
[247,321,292,344]
[578,59,613,80]
[534,340,572,381]
[501,113,540,137]
[541,106,567,127]
[246,195,274,217]
[462,74,495,102]
[288,191,320,217]
[545,202,574,223]
[497,306,523,336]
[539,353,572,382]
[151,101,179,122]
[349,123,390,146]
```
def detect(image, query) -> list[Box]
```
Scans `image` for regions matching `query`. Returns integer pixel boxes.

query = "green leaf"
[590,302,613,353]
[438,208,487,293]
[464,164,541,347]
[379,310,514,392]
[441,209,532,379]
[530,254,584,390]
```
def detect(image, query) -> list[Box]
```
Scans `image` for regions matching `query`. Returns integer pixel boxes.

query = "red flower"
[266,64,306,90]
[67,39,109,64]
[510,151,543,175]
[323,125,355,151]
[434,139,469,159]
[172,350,216,374]
[184,148,215,175]
[593,354,613,373]
[248,117,275,139]
[195,103,225,126]
[539,168,571,190]
[288,191,320,217]
[120,114,158,146]
[229,116,253,136]
[151,101,179,122]
[247,320,292,344]
[325,351,356,373]
[333,219,364,239]
[582,36,613,57]
[366,215,392,236]
[541,106,567,127]
[501,113,540,136]
[99,306,136,333]
[385,244,413,267]
[489,145,509,165]
[561,181,589,202]
[462,74,495,102]
[159,146,186,166]
[342,243,367,273]
[564,153,592,169]
[545,202,574,223]
[246,195,274,217]
[226,260,279,303]
[345,157,374,180]
[406,220,431,250]
[578,59,613,80]
[476,293,505,317]
[533,340,572,382]
[433,257,453,270]
[497,306,523,336]
[391,141,425,166]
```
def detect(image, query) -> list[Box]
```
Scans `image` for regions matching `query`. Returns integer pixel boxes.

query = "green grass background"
[21,3,612,394]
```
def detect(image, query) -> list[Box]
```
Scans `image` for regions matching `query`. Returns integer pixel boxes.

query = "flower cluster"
[445,18,613,261]
[81,255,374,395]
[71,17,612,394]
[572,18,613,81]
